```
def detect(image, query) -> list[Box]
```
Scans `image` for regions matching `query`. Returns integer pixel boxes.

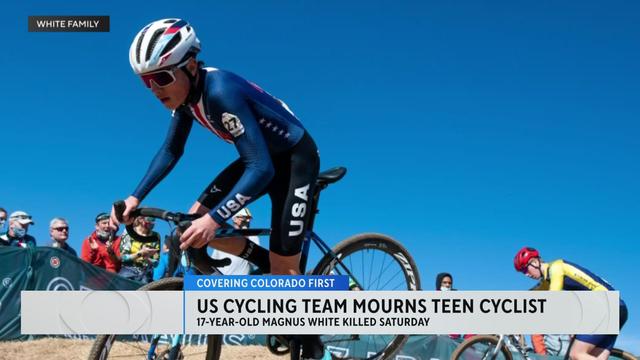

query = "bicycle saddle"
[317,167,347,186]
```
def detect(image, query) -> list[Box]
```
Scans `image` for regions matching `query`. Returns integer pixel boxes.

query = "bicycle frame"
[497,335,532,360]
[181,173,364,286]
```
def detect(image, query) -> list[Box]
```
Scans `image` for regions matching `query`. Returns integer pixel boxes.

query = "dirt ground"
[0,338,283,360]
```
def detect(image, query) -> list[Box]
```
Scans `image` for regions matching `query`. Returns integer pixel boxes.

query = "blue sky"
[2,0,639,352]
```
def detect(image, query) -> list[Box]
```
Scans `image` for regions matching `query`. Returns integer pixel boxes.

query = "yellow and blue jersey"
[535,259,615,292]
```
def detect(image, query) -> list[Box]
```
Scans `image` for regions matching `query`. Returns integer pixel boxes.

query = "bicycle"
[451,334,534,360]
[88,167,422,360]
[451,334,637,360]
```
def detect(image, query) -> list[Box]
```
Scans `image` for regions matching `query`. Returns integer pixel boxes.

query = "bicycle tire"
[87,277,223,360]
[311,233,421,360]
[611,348,638,360]
[451,335,513,360]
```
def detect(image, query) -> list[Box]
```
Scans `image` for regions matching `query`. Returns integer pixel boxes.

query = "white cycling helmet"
[129,18,200,74]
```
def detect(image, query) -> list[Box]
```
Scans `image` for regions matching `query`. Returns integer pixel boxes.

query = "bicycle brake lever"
[177,220,192,233]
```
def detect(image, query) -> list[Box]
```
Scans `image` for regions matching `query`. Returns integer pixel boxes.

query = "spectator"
[211,208,260,275]
[531,334,571,357]
[81,212,120,272]
[436,272,474,340]
[436,272,454,291]
[153,234,197,280]
[49,217,77,256]
[0,207,7,233]
[118,216,161,283]
[0,211,37,248]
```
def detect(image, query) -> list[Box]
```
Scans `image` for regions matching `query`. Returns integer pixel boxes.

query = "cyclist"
[514,247,628,360]
[110,18,326,359]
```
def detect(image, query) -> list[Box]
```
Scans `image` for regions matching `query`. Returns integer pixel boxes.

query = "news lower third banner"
[21,275,620,335]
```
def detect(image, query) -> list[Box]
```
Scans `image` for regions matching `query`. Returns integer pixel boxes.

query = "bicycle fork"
[486,335,506,360]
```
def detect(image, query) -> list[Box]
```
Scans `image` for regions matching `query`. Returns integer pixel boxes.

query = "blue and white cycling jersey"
[132,68,308,223]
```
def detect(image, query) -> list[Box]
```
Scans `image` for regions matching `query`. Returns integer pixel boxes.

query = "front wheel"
[312,233,421,360]
[451,335,513,360]
[87,277,223,360]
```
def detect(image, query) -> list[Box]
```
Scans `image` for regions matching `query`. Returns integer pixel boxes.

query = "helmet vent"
[164,19,177,24]
[145,29,165,62]
[135,26,150,64]
[160,32,182,57]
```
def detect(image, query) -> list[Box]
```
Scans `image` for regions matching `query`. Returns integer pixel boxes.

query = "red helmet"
[514,247,540,273]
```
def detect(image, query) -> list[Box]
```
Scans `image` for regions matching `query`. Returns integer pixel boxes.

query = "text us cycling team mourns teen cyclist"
[109,18,328,360]
[514,247,629,360]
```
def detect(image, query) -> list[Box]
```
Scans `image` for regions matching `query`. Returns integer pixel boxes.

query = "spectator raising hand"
[81,212,120,272]
[89,236,99,250]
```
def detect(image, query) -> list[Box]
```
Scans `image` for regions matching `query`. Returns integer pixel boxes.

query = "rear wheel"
[451,335,513,360]
[87,277,223,360]
[610,348,637,360]
[312,233,421,360]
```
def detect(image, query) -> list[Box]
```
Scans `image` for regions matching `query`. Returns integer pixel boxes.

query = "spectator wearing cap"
[81,212,120,272]
[0,207,7,233]
[49,217,77,257]
[211,208,261,275]
[0,211,37,248]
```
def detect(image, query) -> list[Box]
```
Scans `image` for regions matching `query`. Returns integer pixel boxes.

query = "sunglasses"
[53,227,69,232]
[140,59,191,88]
[520,262,534,274]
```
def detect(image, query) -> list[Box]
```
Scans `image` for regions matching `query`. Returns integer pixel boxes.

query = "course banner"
[22,290,619,335]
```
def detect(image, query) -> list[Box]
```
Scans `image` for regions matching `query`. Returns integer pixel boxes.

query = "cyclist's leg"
[569,335,609,360]
[267,132,320,273]
[267,132,322,358]
[569,337,612,360]
[196,158,271,273]
[569,301,627,360]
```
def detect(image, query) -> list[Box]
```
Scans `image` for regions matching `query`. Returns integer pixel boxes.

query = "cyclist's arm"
[207,89,275,224]
[548,261,565,291]
[132,110,193,201]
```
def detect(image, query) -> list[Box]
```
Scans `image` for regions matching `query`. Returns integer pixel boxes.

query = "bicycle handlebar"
[112,200,233,275]
[114,201,270,236]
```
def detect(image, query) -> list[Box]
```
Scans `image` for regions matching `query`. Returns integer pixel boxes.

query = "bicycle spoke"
[372,251,390,290]
[367,248,375,290]
[373,255,399,289]
[378,268,404,290]
[361,248,365,290]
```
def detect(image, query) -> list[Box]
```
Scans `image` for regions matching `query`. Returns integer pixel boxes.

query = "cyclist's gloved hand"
[110,196,140,231]
[179,213,220,250]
